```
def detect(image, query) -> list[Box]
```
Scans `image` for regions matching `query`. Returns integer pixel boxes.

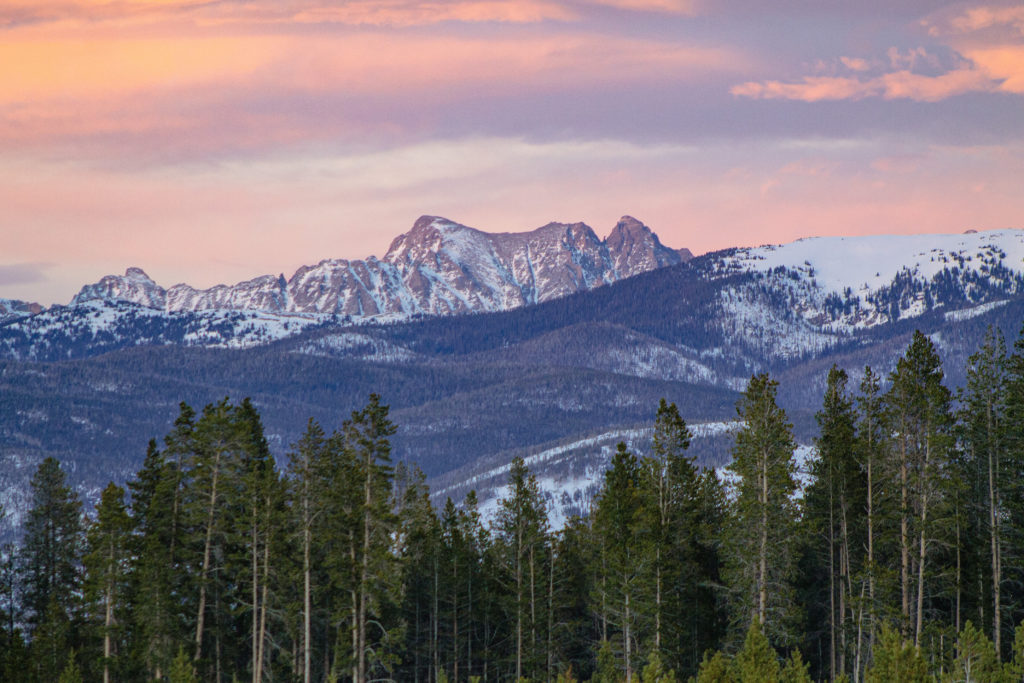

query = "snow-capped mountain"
[71,215,684,318]
[0,298,43,325]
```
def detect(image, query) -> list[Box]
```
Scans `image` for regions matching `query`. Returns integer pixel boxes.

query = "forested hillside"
[3,325,1024,682]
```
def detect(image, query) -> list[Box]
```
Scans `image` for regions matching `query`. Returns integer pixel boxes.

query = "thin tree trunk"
[516,522,523,683]
[829,484,837,682]
[988,399,1002,655]
[257,512,270,683]
[252,507,260,683]
[194,450,222,662]
[452,544,459,683]
[759,450,768,626]
[900,437,910,636]
[104,579,113,683]
[625,589,632,683]
[303,486,312,683]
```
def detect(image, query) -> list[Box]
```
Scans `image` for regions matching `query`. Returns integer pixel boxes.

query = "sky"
[1,0,1023,305]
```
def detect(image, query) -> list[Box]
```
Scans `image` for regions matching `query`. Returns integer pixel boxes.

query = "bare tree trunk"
[759,451,768,626]
[303,488,312,683]
[104,579,113,683]
[516,523,523,683]
[867,452,876,659]
[624,589,632,683]
[252,508,259,683]
[900,439,910,636]
[257,516,270,683]
[452,545,459,683]
[829,485,837,682]
[988,403,1002,655]
[194,450,223,662]
[915,444,929,648]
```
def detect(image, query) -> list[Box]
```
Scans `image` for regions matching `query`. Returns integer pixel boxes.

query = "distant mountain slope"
[71,215,683,318]
[2,226,1023,537]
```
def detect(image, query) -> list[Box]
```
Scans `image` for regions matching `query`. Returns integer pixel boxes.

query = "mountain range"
[1,216,1023,535]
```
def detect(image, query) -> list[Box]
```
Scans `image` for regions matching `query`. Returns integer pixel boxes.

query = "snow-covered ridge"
[702,228,1024,358]
[71,215,684,320]
[717,230,1024,294]
[0,299,338,361]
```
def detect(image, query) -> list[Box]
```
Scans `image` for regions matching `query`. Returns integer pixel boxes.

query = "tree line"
[2,325,1024,682]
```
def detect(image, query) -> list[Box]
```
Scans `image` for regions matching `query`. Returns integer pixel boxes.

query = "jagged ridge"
[72,215,684,319]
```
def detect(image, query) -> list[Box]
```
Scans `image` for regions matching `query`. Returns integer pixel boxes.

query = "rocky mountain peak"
[124,267,156,282]
[605,216,682,278]
[72,266,167,309]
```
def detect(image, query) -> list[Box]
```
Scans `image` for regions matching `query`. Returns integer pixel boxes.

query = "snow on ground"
[467,421,741,531]
[944,299,1010,322]
[721,229,1024,295]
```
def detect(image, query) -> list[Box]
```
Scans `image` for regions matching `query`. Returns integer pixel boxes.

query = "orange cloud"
[964,45,1024,93]
[0,0,695,29]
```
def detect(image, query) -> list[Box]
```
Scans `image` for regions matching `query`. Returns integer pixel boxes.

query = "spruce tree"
[82,483,133,683]
[958,326,1009,654]
[494,456,550,682]
[593,443,644,681]
[801,366,863,680]
[723,374,801,648]
[20,457,84,680]
[884,330,954,645]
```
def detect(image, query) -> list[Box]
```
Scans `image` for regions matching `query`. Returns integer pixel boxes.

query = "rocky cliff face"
[71,215,685,318]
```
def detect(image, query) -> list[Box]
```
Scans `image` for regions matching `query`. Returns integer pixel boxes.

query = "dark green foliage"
[723,374,801,649]
[865,625,928,683]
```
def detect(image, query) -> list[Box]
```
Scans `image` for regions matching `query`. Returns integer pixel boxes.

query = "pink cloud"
[0,0,694,28]
[0,28,745,159]
[839,56,871,72]
[925,5,1024,37]
[732,61,1001,103]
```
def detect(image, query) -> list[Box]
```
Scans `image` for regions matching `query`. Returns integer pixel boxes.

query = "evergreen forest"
[6,325,1024,683]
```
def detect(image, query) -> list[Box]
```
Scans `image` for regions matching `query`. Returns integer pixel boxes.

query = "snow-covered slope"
[0,299,337,361]
[0,298,43,324]
[701,229,1024,360]
[72,215,684,319]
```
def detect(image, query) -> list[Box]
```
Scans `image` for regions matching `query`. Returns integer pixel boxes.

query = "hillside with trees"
[2,325,1024,682]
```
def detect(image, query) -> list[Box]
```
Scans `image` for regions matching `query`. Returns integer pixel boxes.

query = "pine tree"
[884,331,954,645]
[801,366,863,680]
[865,624,928,683]
[82,483,133,683]
[19,457,84,633]
[128,437,186,679]
[20,457,84,680]
[723,374,801,648]
[347,394,401,681]
[733,622,780,683]
[958,326,1009,654]
[593,443,644,681]
[855,365,893,673]
[494,457,550,682]
[286,418,328,683]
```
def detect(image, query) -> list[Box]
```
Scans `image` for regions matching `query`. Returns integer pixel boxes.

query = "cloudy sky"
[2,0,1023,305]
